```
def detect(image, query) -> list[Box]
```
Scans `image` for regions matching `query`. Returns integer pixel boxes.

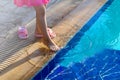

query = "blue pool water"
[32,0,120,80]
[59,0,120,66]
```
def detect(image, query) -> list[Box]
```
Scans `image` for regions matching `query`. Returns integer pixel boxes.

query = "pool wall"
[31,0,114,80]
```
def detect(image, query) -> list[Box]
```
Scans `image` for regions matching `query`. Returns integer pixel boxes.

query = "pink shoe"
[35,28,56,39]
[18,26,28,39]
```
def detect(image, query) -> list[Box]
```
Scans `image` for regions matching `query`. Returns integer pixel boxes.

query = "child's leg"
[35,19,42,35]
[35,5,56,38]
[34,5,59,51]
[35,15,41,34]
[35,5,45,35]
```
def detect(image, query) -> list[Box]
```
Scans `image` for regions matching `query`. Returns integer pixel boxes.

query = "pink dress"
[14,0,50,7]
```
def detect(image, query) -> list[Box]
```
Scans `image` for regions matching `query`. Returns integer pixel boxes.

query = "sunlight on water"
[59,0,120,66]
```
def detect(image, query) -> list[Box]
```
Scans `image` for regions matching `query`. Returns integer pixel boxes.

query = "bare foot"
[42,39,60,52]
[48,41,60,52]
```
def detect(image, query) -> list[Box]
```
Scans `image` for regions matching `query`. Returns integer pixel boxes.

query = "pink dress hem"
[14,0,50,7]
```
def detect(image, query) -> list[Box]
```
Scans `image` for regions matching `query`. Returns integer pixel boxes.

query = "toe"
[50,45,60,52]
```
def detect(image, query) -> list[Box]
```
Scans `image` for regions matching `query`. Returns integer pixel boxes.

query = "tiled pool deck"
[0,0,106,80]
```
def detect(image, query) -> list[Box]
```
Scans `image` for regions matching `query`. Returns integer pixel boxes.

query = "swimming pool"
[32,0,120,79]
